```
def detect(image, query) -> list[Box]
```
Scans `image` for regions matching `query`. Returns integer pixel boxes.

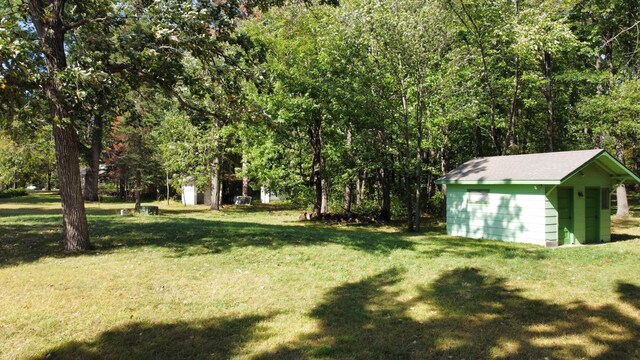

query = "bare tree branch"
[603,20,640,47]
[64,16,111,32]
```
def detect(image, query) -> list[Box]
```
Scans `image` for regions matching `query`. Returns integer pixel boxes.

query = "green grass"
[1,193,639,359]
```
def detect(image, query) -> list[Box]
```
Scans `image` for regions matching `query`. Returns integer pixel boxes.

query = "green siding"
[560,162,612,243]
[545,194,557,243]
[556,187,575,245]
[446,184,546,246]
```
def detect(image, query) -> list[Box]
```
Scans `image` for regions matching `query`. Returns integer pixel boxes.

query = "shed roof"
[436,149,640,185]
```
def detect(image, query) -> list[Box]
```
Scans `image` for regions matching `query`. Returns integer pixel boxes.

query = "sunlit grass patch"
[0,193,638,359]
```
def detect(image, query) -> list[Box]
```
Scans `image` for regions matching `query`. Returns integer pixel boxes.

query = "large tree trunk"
[543,50,554,152]
[83,116,103,201]
[28,0,91,250]
[616,184,629,217]
[54,123,92,251]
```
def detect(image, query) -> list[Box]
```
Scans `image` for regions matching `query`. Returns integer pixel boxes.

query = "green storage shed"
[436,149,640,247]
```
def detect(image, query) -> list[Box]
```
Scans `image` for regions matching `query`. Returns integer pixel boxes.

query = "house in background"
[436,149,640,247]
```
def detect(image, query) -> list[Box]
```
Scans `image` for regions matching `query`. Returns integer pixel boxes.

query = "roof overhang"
[435,179,559,185]
[560,151,640,184]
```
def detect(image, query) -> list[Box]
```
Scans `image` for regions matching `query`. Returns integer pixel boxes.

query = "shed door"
[585,188,600,243]
[557,188,574,245]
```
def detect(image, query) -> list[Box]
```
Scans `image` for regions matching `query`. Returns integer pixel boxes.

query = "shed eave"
[434,179,560,185]
[559,150,640,184]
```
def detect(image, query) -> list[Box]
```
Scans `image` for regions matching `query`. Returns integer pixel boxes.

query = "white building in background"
[181,184,197,205]
[260,186,284,204]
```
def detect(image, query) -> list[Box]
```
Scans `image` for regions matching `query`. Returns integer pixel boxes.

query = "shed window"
[468,189,489,204]
[601,189,609,210]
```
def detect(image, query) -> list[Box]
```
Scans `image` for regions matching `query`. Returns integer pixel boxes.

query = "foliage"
[2,0,640,231]
[0,187,27,198]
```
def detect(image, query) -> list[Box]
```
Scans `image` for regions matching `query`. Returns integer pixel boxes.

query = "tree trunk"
[633,129,639,191]
[343,129,353,213]
[46,168,52,191]
[210,117,222,211]
[321,177,328,214]
[615,137,629,217]
[507,1,519,151]
[507,58,519,151]
[474,125,483,157]
[53,123,91,250]
[210,154,221,210]
[28,0,91,250]
[633,128,638,175]
[455,1,501,155]
[440,139,448,220]
[309,119,323,218]
[119,175,126,200]
[166,171,170,205]
[414,82,424,231]
[543,50,554,152]
[401,90,414,232]
[379,167,391,221]
[83,116,103,201]
[616,184,629,217]
[241,153,249,198]
[343,182,352,214]
[134,168,141,211]
[355,171,365,207]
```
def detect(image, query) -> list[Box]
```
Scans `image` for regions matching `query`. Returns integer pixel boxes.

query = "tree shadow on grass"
[257,267,639,359]
[421,235,550,260]
[88,217,415,256]
[0,214,416,267]
[0,212,555,268]
[617,282,640,310]
[32,314,270,360]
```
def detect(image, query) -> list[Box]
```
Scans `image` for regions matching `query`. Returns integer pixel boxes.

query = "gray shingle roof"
[437,149,606,183]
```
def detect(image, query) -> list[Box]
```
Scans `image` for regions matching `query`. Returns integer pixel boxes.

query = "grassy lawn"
[1,193,639,359]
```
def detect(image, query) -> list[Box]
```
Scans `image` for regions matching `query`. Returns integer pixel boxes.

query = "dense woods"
[1,0,639,249]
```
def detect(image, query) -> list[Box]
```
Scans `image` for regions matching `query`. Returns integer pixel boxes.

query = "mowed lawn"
[1,193,639,359]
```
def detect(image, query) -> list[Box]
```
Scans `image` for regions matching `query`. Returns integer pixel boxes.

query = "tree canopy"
[1,0,639,248]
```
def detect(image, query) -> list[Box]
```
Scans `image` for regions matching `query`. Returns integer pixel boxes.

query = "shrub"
[0,188,28,198]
